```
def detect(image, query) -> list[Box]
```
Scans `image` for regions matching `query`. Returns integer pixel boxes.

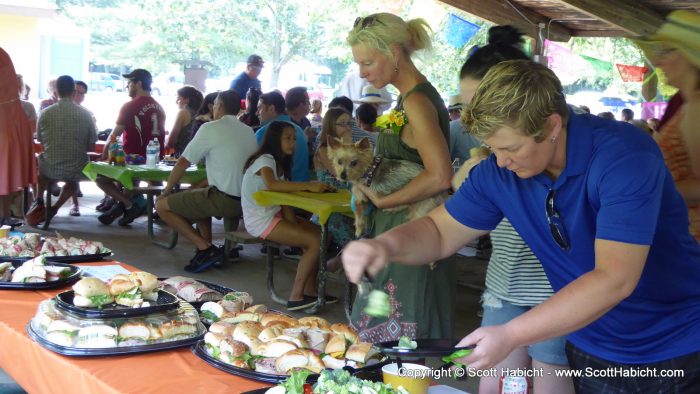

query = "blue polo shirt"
[229,72,261,98]
[255,115,310,182]
[446,109,700,364]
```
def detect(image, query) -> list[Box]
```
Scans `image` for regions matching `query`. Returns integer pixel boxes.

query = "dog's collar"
[361,155,383,187]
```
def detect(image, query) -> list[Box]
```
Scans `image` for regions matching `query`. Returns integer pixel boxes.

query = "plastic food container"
[27,299,206,356]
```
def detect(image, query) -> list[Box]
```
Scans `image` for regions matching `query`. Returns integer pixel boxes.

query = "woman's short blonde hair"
[346,13,432,56]
[462,60,568,142]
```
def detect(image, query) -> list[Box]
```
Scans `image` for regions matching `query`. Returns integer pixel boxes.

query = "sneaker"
[98,202,125,225]
[304,294,339,304]
[117,203,146,226]
[184,246,224,273]
[286,298,317,311]
[96,197,114,212]
[26,201,46,226]
[282,247,302,260]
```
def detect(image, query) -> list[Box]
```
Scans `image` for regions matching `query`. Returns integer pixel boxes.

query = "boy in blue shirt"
[341,60,700,392]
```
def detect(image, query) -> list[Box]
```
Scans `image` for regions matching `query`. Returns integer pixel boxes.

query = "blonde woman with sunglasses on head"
[345,13,454,342]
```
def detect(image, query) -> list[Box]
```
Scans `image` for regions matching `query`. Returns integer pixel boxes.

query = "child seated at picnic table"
[241,120,336,311]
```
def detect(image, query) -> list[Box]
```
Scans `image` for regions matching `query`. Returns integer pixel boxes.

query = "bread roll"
[73,278,110,297]
[256,339,297,358]
[345,342,380,363]
[260,313,297,327]
[324,333,347,355]
[304,328,330,352]
[129,271,158,292]
[258,326,285,342]
[331,323,359,344]
[275,334,309,349]
[245,304,268,313]
[233,321,263,338]
[118,322,150,340]
[204,331,225,348]
[209,321,235,337]
[220,338,248,358]
[298,316,330,330]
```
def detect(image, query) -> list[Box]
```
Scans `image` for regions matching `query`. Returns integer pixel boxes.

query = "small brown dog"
[327,137,448,237]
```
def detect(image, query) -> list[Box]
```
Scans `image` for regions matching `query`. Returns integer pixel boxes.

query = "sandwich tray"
[54,289,180,318]
[157,277,234,310]
[27,322,205,357]
[377,338,474,358]
[192,340,390,384]
[0,252,113,264]
[0,262,81,290]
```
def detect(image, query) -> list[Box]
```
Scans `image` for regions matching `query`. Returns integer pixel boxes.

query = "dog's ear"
[328,136,342,149]
[356,137,371,150]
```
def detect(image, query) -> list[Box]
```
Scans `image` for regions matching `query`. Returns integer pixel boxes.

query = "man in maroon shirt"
[97,69,166,226]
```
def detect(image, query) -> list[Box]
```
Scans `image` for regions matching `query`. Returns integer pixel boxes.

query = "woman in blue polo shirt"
[341,59,700,393]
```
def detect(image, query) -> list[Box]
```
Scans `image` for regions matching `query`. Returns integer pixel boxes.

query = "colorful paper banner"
[444,14,480,48]
[616,64,649,82]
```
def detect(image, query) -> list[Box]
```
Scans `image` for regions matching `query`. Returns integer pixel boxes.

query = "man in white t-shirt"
[156,90,258,273]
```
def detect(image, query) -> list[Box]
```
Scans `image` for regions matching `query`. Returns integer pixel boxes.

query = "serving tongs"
[357,271,374,297]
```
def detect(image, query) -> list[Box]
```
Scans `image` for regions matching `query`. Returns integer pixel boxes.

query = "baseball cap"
[247,54,265,68]
[122,69,153,87]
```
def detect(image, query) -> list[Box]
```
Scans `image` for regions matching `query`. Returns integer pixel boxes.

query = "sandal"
[69,206,80,217]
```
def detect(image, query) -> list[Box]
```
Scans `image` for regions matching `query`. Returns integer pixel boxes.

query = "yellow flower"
[374,110,408,134]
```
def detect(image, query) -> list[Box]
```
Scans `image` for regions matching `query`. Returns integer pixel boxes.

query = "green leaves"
[441,348,473,368]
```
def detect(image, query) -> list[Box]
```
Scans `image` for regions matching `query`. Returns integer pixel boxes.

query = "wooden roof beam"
[439,0,572,42]
[555,0,664,36]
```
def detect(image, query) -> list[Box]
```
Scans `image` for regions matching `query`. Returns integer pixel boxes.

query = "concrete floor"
[1,183,488,393]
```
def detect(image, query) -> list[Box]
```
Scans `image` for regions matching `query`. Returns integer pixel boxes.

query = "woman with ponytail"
[344,13,454,342]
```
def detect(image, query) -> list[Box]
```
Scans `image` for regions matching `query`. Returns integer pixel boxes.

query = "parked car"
[567,91,640,118]
[88,73,123,92]
[151,74,184,96]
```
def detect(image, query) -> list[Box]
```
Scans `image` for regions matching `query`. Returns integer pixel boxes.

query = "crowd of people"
[1,8,699,392]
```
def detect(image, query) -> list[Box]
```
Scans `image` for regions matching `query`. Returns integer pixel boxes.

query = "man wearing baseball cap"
[230,54,264,98]
[96,68,166,226]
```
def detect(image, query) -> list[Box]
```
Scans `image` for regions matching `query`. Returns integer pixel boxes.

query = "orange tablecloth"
[0,261,270,394]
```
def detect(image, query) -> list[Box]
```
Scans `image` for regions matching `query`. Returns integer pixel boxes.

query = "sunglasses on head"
[354,16,384,29]
[545,189,570,251]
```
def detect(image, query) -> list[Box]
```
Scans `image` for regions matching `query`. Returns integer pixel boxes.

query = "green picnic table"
[82,161,207,248]
[82,162,206,189]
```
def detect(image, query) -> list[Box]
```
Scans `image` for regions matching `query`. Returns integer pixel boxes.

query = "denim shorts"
[481,290,569,366]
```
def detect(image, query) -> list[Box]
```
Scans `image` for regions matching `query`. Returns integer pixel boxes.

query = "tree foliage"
[58,0,668,100]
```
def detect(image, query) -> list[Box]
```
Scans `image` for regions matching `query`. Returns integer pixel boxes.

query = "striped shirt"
[484,218,554,306]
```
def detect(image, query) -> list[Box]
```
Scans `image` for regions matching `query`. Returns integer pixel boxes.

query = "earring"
[551,137,557,143]
[394,64,398,73]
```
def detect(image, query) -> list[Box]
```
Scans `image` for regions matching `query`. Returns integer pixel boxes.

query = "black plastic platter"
[378,338,473,358]
[0,262,81,290]
[54,289,179,318]
[27,322,205,357]
[192,340,390,384]
[158,277,233,310]
[0,252,113,264]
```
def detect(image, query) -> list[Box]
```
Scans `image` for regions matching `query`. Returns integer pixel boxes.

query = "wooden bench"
[225,230,287,305]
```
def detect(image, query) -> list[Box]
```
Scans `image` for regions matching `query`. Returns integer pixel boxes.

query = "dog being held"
[327,137,448,237]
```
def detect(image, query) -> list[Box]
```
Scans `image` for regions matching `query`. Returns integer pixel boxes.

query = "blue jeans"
[481,290,569,366]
